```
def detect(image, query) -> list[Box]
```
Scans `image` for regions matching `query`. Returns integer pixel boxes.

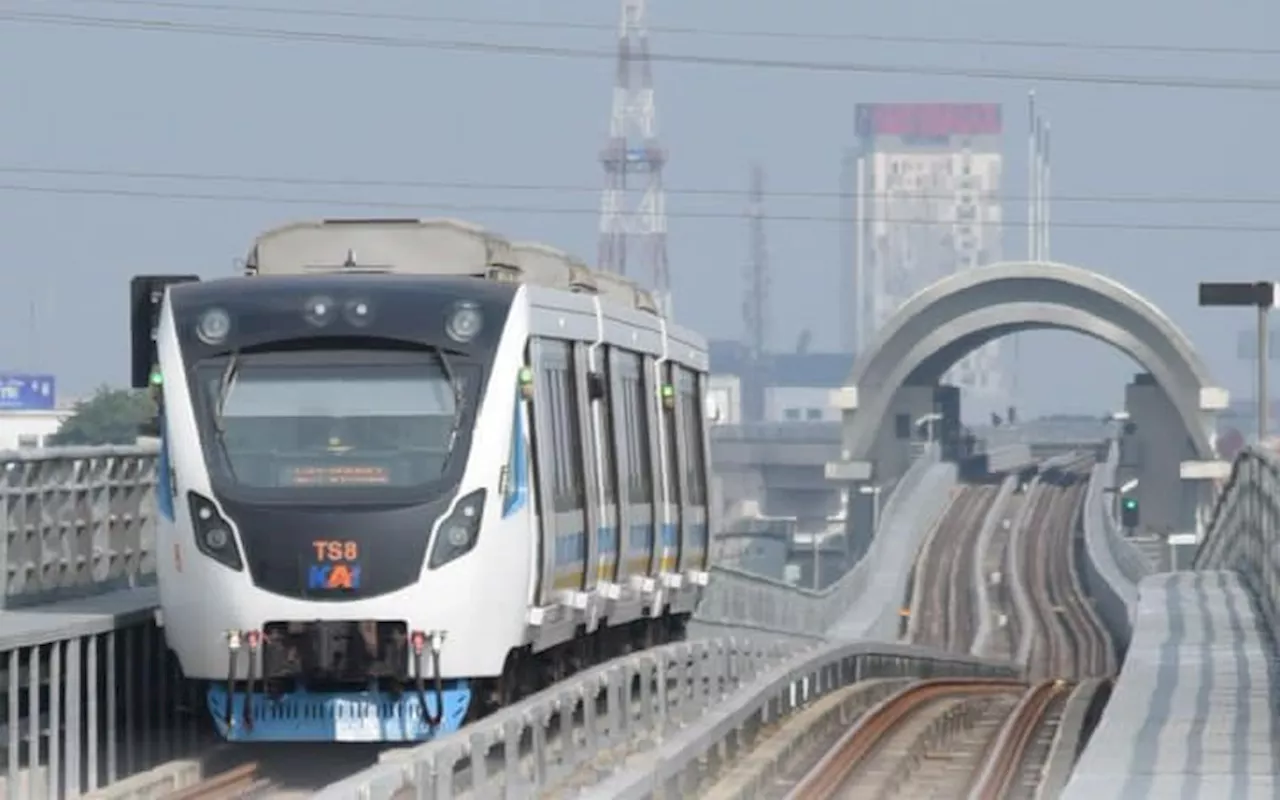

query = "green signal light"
[149,370,163,386]
[1122,498,1138,510]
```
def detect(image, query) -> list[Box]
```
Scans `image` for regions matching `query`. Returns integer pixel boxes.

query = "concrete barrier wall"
[695,447,952,641]
[970,474,1018,656]
[825,459,959,641]
[1077,442,1151,653]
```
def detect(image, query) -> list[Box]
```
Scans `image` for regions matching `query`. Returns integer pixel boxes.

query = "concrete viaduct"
[826,261,1229,543]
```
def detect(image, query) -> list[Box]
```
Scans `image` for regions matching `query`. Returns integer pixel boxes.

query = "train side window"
[625,353,653,504]
[679,368,707,507]
[541,340,586,514]
[661,363,682,509]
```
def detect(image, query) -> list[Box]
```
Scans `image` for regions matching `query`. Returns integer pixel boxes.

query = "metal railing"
[314,638,1018,800]
[1,598,219,800]
[1194,447,1280,629]
[1,446,159,610]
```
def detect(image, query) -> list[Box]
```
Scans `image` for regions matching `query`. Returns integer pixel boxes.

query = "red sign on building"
[856,103,1002,139]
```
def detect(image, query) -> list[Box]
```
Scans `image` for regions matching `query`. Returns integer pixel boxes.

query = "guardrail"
[314,638,1018,800]
[1,446,159,610]
[970,474,1017,656]
[825,454,957,641]
[1194,447,1280,630]
[1076,441,1151,652]
[696,445,946,640]
[1,588,218,800]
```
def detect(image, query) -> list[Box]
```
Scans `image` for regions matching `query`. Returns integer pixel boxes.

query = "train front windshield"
[193,348,474,494]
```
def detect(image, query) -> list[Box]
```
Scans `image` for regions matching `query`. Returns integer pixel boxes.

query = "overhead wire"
[40,0,1280,58]
[3,180,1280,233]
[4,9,1280,93]
[2,164,1280,208]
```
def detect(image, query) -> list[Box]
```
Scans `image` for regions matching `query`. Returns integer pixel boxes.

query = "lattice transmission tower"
[598,0,672,317]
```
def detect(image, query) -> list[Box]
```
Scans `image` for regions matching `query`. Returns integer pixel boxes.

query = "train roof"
[244,218,661,317]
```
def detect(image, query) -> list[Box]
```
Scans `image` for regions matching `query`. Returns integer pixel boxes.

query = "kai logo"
[308,540,362,590]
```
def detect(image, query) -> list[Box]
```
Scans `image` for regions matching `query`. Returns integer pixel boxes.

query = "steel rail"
[165,763,268,800]
[967,679,1073,800]
[782,677,1025,800]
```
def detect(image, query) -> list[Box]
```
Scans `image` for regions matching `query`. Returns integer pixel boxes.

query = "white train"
[129,218,713,742]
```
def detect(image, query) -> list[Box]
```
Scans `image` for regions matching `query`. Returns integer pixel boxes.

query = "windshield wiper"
[209,352,242,479]
[433,347,463,450]
[214,351,241,433]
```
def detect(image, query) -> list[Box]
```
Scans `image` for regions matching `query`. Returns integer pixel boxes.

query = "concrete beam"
[825,460,874,482]
[1199,386,1230,411]
[1179,460,1231,481]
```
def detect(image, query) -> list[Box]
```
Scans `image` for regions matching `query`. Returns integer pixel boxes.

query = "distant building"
[0,409,74,451]
[849,102,1005,413]
[709,340,853,424]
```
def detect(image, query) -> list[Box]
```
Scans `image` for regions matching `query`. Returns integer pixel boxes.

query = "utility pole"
[598,0,671,317]
[742,164,769,422]
[1016,92,1052,414]
[744,164,768,361]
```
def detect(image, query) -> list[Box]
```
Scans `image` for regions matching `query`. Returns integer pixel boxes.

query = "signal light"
[1121,496,1140,529]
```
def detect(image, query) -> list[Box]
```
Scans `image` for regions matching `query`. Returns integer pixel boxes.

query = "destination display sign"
[288,465,391,486]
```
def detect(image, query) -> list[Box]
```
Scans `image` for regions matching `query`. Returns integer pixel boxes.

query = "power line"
[2,164,1280,207]
[2,180,1280,233]
[49,0,1280,58]
[6,9,1280,93]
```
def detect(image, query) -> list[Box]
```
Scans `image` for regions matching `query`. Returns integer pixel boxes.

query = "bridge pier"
[1119,373,1228,541]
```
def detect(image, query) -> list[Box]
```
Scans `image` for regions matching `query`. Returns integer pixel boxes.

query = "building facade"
[846,102,1005,413]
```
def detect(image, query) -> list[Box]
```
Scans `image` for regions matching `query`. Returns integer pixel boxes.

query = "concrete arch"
[841,261,1221,466]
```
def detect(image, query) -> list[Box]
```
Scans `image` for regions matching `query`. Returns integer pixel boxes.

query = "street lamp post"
[1199,281,1279,443]
[915,412,943,448]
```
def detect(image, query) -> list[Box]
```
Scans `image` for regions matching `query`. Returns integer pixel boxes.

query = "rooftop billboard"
[856,103,1002,140]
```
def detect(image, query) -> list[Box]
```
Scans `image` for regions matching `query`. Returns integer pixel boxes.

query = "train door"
[590,345,622,588]
[654,360,683,575]
[612,349,655,585]
[530,338,589,603]
[672,366,709,573]
[512,341,549,605]
[572,342,602,594]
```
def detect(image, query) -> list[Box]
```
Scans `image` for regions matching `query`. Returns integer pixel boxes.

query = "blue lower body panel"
[205,682,472,742]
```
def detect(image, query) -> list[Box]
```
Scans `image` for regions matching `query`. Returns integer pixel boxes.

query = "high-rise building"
[845,103,1005,407]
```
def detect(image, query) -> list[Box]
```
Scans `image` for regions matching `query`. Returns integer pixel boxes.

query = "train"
[128,218,714,742]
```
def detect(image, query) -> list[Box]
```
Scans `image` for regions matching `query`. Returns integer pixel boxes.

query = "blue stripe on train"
[155,413,174,522]
[205,682,471,742]
[628,524,653,553]
[502,393,529,518]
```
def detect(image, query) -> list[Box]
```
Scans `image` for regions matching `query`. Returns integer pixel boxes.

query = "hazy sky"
[2,0,1279,418]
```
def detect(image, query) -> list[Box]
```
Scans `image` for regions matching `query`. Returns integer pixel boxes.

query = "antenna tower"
[744,164,769,360]
[598,0,671,316]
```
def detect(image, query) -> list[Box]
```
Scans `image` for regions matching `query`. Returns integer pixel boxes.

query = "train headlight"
[303,295,338,327]
[196,307,231,345]
[343,298,374,328]
[204,526,230,550]
[429,488,486,569]
[445,301,482,343]
[187,491,244,571]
